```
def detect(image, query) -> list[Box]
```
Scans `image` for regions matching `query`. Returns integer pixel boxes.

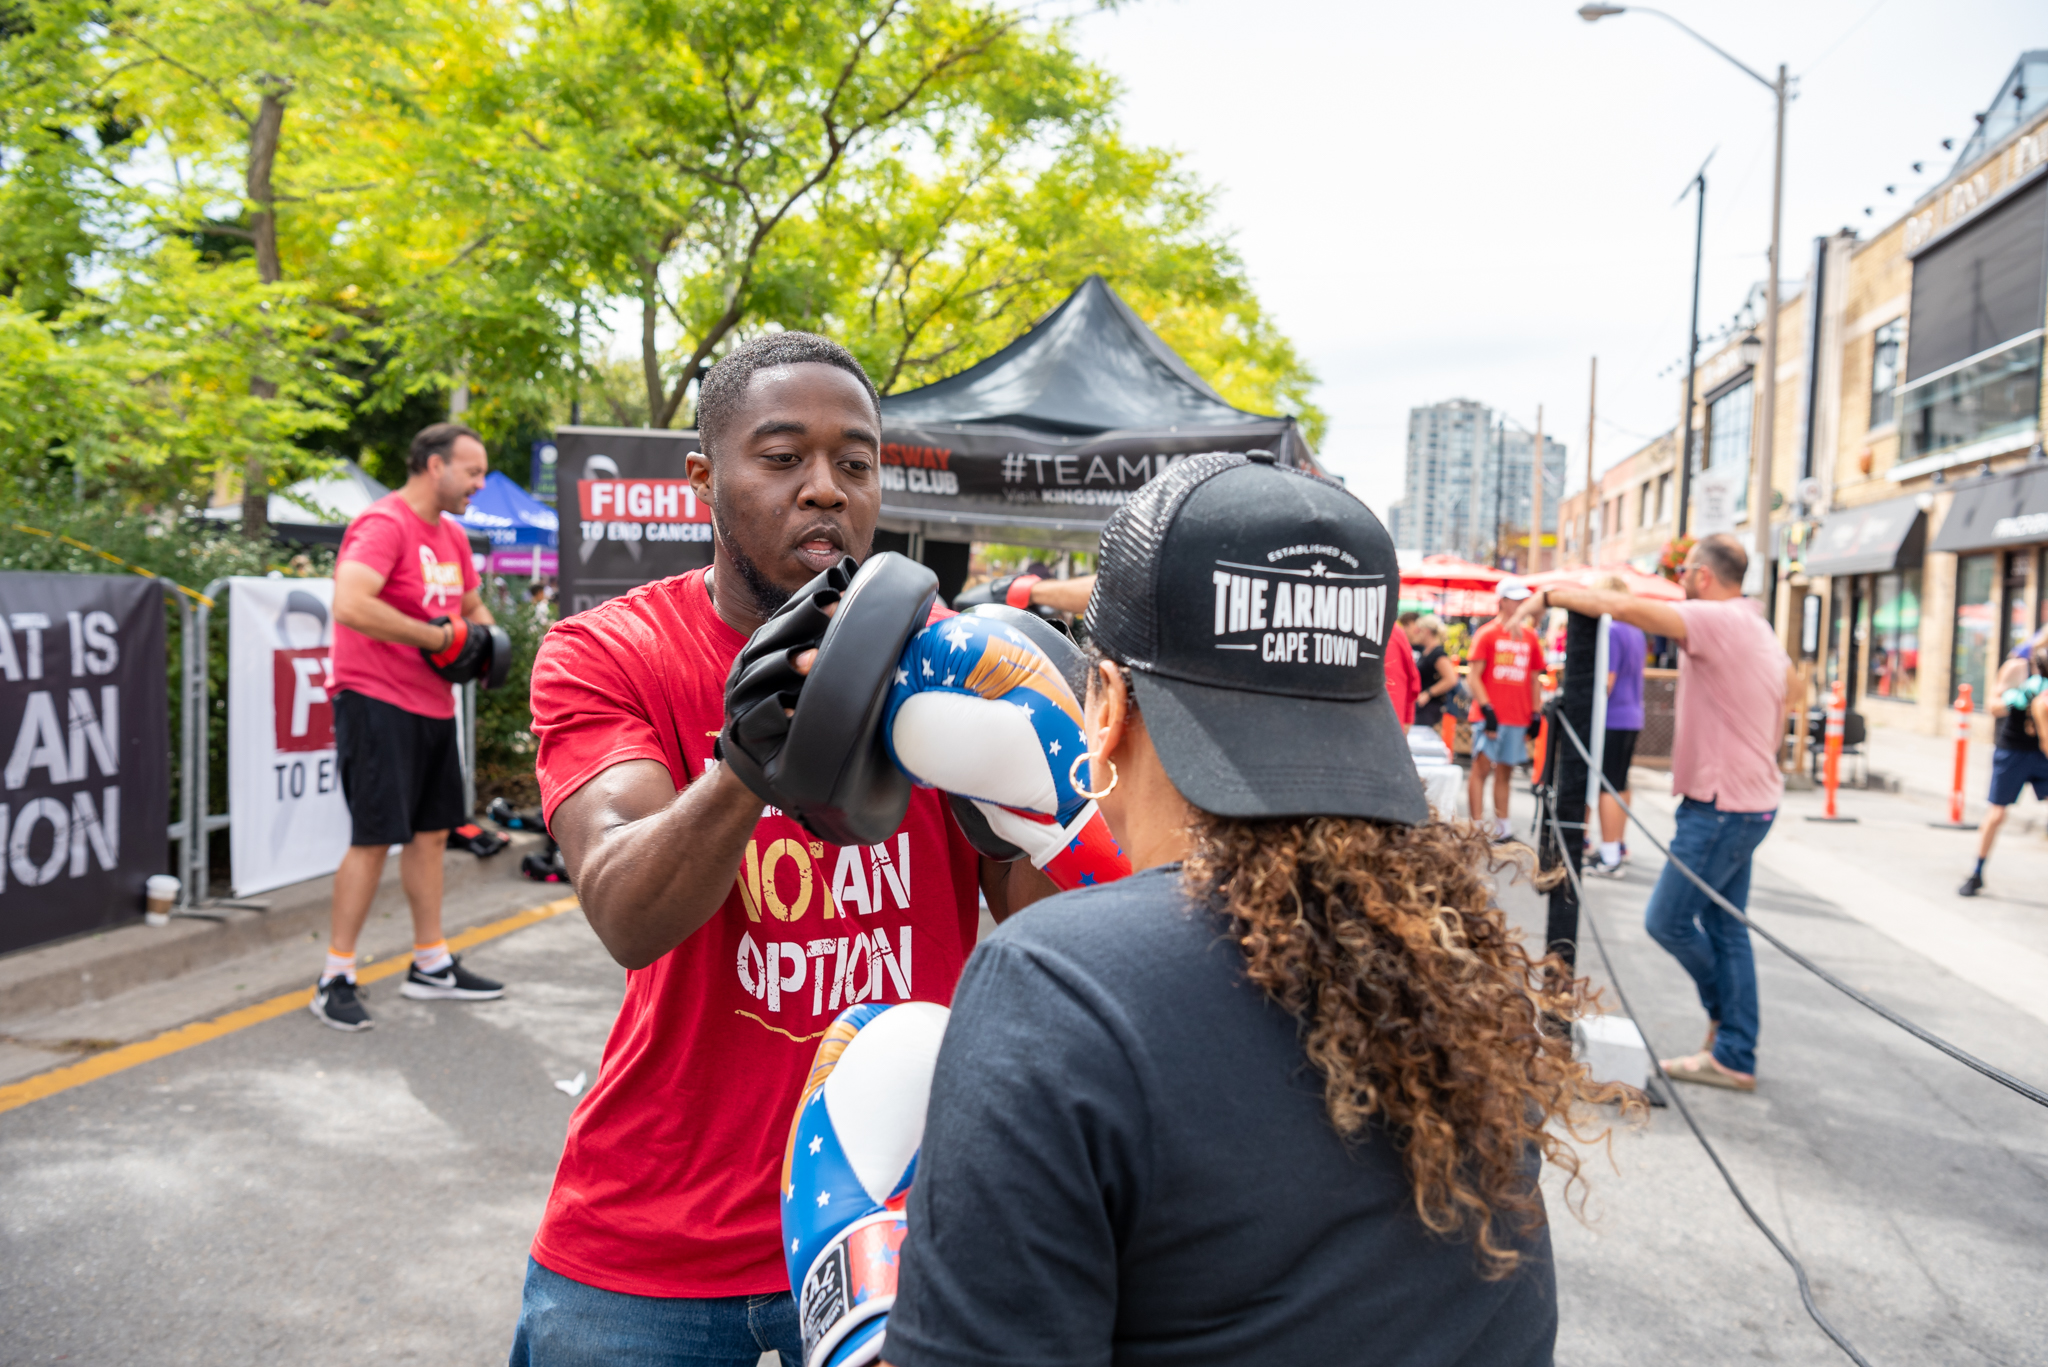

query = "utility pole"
[1678,161,1708,537]
[1753,63,1789,606]
[1529,410,1546,572]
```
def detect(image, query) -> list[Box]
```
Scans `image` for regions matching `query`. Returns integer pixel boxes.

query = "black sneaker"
[1958,871,1984,897]
[1587,859,1626,879]
[311,976,373,1031]
[401,955,505,1001]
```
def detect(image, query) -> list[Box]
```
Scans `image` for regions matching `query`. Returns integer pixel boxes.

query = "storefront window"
[1708,382,1753,514]
[1865,570,1920,701]
[1952,554,1996,705]
[1869,319,1902,428]
[2004,551,2032,662]
[1825,584,1847,696]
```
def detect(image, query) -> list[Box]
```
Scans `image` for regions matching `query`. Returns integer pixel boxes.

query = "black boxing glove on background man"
[423,615,490,683]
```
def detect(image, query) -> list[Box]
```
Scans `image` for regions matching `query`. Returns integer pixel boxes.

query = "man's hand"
[1480,704,1499,736]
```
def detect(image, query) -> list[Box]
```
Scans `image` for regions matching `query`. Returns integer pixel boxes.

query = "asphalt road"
[3,784,2045,1365]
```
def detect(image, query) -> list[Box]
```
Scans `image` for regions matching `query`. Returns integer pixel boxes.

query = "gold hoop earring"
[1069,751,1119,800]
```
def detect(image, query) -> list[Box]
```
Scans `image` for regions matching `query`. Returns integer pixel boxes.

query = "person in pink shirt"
[312,422,503,1031]
[1514,533,1790,1092]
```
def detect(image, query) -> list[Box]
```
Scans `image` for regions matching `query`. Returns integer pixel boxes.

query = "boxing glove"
[421,616,511,689]
[884,613,1129,891]
[2001,673,2046,713]
[783,1002,950,1367]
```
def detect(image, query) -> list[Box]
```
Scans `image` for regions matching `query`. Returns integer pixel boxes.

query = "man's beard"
[710,496,793,616]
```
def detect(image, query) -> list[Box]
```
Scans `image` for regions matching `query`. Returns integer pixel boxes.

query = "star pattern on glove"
[809,1135,823,1155]
[817,1191,831,1207]
[895,668,908,686]
[1048,739,1060,755]
[942,622,973,651]
[921,659,933,677]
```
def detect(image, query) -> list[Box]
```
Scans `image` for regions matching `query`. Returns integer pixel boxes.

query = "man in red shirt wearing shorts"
[1465,579,1544,841]
[313,422,504,1031]
[512,333,1052,1366]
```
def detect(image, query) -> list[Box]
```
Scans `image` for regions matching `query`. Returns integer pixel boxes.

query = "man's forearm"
[571,763,765,970]
[336,591,448,649]
[1537,586,1685,641]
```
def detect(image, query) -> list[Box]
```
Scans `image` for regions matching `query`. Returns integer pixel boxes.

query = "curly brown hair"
[1182,812,1637,1277]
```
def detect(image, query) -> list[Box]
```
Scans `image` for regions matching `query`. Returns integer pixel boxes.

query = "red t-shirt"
[1466,621,1542,728]
[332,493,479,719]
[527,568,984,1299]
[1386,625,1420,727]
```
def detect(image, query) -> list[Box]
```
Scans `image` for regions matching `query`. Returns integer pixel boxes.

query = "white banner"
[228,577,348,896]
[1694,468,1741,537]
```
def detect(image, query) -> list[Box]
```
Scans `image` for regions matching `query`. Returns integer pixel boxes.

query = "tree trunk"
[640,260,664,427]
[241,88,287,540]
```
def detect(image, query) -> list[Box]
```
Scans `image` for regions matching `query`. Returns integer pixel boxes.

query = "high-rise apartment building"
[1392,399,1491,556]
[1390,399,1567,565]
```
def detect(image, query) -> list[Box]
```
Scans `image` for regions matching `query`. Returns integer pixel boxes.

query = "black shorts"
[334,689,465,846]
[1600,728,1639,796]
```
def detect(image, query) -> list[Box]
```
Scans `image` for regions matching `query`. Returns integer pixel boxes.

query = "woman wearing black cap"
[882,453,1628,1367]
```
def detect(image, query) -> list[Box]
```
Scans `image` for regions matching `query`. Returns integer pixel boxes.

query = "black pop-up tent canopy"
[554,276,1316,614]
[873,275,1317,568]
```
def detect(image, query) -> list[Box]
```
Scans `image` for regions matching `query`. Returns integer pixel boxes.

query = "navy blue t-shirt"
[888,864,1557,1367]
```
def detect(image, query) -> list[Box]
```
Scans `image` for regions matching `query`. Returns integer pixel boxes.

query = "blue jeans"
[1642,798,1775,1076]
[508,1257,800,1367]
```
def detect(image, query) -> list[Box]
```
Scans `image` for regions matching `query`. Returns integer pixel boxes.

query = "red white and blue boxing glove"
[782,1002,949,1367]
[884,613,1130,890]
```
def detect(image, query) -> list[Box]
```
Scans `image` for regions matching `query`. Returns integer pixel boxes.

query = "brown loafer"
[1661,1051,1756,1092]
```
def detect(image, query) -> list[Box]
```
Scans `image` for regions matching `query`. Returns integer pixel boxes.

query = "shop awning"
[1803,495,1927,575]
[1930,466,2048,554]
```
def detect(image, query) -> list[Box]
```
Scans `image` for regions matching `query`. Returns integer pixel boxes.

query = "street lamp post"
[1579,5,1787,601]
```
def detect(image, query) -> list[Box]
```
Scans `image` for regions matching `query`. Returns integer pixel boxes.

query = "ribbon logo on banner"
[229,577,348,896]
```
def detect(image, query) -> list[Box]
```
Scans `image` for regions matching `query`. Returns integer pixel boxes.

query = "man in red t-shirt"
[511,333,1053,1366]
[1465,580,1544,840]
[312,422,502,1031]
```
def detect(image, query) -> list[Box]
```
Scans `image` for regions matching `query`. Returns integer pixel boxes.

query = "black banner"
[0,572,169,954]
[554,427,708,616]
[875,419,1308,532]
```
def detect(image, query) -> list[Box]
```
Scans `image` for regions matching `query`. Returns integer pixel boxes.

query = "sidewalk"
[0,835,562,1088]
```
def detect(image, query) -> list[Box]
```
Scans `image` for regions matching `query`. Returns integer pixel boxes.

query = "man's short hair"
[409,422,482,476]
[1695,532,1747,587]
[695,332,880,461]
[1397,610,1419,628]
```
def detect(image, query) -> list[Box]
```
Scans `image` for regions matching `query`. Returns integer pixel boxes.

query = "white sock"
[1600,842,1621,866]
[321,949,356,984]
[414,941,453,974]
[1495,817,1513,838]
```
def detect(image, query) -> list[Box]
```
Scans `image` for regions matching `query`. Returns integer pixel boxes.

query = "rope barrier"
[1546,710,2048,1111]
[8,523,214,607]
[1539,791,1875,1367]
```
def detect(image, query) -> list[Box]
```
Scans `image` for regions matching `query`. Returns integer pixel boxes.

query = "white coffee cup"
[145,874,180,926]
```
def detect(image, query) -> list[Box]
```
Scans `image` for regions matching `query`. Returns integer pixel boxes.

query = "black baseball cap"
[1087,452,1429,825]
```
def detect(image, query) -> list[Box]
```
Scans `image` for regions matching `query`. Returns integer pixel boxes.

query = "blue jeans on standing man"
[1642,797,1776,1076]
[509,1257,801,1367]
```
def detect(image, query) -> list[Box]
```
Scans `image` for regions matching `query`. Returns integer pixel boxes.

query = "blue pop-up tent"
[457,470,560,576]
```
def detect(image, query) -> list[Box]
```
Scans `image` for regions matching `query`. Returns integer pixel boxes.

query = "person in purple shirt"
[1586,573,1646,876]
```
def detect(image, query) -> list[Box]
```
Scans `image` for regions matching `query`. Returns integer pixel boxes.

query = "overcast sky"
[1065,0,2042,516]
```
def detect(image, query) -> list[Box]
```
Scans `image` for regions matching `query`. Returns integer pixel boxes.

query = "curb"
[0,833,547,1023]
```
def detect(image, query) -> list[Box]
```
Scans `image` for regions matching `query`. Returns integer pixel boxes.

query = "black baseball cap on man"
[1087,452,1430,825]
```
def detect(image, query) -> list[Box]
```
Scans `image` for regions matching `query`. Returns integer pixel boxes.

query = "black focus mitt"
[718,552,939,847]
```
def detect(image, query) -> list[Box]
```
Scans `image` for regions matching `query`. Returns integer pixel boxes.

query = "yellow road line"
[0,895,578,1117]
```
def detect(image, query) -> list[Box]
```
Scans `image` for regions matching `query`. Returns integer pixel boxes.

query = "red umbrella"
[1524,563,1684,603]
[1399,555,1507,591]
